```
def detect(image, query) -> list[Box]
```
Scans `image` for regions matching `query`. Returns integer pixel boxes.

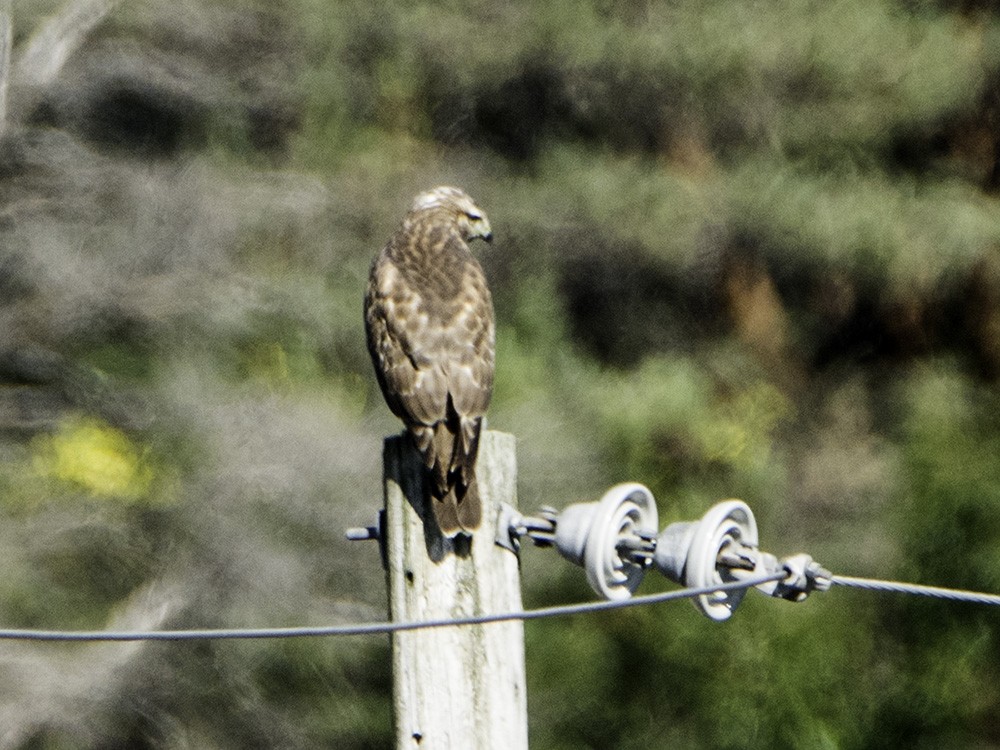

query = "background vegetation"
[2,0,1000,747]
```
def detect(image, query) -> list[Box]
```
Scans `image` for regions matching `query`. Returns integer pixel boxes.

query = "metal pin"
[346,526,380,542]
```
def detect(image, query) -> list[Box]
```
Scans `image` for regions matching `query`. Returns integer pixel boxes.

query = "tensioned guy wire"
[831,575,1000,606]
[2,571,1000,643]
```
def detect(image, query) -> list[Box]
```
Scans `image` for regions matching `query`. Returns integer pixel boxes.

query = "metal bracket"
[495,503,524,554]
[770,553,833,602]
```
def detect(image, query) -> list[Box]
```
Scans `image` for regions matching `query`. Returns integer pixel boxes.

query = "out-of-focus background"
[2,0,1000,747]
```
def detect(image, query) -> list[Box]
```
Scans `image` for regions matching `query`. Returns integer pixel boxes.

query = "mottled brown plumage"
[364,186,495,535]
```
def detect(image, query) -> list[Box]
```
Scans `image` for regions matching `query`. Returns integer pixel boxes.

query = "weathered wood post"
[382,429,528,750]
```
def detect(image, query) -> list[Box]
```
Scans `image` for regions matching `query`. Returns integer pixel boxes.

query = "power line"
[2,570,1000,643]
[0,572,785,643]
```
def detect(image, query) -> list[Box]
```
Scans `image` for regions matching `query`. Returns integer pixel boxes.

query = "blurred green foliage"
[3,0,1000,747]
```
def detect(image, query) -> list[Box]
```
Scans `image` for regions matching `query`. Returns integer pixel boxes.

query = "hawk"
[364,186,495,536]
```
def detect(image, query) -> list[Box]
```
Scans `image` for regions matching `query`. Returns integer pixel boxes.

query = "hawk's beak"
[474,220,493,244]
[469,213,492,243]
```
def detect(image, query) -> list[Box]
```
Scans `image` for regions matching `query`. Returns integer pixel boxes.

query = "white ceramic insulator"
[581,483,658,601]
[684,499,758,621]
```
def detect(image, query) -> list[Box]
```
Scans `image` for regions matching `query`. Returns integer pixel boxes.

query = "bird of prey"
[364,186,495,536]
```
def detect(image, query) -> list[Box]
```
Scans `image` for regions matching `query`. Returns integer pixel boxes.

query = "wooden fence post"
[382,430,528,750]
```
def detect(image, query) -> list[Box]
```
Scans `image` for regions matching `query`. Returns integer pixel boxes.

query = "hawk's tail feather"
[429,421,455,495]
[430,479,481,536]
[458,417,482,487]
[456,477,481,531]
[432,486,462,536]
[409,420,484,536]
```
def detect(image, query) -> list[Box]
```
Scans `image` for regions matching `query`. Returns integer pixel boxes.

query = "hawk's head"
[410,186,493,244]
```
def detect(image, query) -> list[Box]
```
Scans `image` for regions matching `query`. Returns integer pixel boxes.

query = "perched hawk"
[364,186,495,536]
